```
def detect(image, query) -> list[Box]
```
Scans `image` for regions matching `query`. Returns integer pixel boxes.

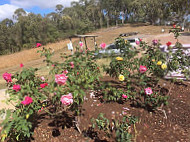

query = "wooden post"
[84,37,88,50]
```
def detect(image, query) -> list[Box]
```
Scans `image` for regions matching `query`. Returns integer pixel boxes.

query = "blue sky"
[0,0,79,21]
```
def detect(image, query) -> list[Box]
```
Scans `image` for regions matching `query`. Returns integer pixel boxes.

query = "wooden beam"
[84,37,88,50]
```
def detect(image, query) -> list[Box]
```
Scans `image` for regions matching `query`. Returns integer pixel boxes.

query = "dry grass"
[0,24,167,69]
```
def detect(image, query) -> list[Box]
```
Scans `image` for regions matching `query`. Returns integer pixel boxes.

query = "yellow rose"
[26,114,30,119]
[119,75,125,81]
[1,131,7,139]
[161,64,167,70]
[116,57,123,61]
[157,61,162,65]
[125,40,128,44]
[152,59,155,62]
[1,133,7,138]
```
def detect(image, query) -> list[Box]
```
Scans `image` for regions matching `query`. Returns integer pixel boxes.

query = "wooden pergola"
[69,34,98,50]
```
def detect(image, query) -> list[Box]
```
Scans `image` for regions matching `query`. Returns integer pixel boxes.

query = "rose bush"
[0,46,101,141]
[102,26,189,110]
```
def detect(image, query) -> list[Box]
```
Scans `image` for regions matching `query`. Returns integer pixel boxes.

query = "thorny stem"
[74,116,82,134]
[157,108,167,119]
[134,124,137,142]
[156,82,174,119]
[43,108,55,116]
[167,82,174,96]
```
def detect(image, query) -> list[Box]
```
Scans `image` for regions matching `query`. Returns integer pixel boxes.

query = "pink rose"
[61,93,73,106]
[70,62,74,65]
[71,65,74,68]
[152,39,158,45]
[40,83,48,88]
[136,40,140,45]
[2,72,12,83]
[70,62,74,68]
[63,70,68,74]
[13,84,21,92]
[20,63,24,68]
[79,42,83,47]
[100,43,106,49]
[144,87,153,95]
[139,65,147,73]
[122,94,128,99]
[55,73,68,85]
[21,96,33,105]
[36,43,42,47]
[40,76,45,81]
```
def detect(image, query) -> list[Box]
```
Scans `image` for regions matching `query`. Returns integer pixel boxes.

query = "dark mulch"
[26,77,190,142]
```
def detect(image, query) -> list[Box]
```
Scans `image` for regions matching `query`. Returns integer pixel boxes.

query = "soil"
[30,77,190,142]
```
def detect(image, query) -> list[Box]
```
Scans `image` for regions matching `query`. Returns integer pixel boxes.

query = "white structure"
[159,44,190,80]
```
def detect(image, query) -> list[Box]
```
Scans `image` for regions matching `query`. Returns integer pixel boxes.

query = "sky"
[0,0,79,21]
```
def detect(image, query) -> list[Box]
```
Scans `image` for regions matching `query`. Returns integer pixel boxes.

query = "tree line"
[0,0,189,55]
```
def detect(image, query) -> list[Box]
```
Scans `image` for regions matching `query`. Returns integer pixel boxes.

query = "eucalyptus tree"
[46,12,59,22]
[1,18,14,27]
[13,8,27,20]
[169,0,190,27]
[85,0,99,28]
[56,4,64,14]
[99,0,112,27]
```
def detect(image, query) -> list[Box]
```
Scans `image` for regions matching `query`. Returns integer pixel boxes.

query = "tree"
[56,4,64,14]
[1,18,14,27]
[13,8,26,20]
[169,0,190,26]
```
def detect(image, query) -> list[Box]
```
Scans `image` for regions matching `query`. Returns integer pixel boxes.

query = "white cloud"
[10,0,79,9]
[0,4,19,21]
[0,0,79,21]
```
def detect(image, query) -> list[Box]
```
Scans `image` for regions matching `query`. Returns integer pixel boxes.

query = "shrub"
[0,47,101,141]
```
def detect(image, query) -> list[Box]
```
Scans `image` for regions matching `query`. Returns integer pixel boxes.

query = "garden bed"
[31,77,190,142]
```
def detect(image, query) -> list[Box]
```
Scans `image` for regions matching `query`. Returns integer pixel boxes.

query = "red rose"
[166,41,172,47]
[40,83,48,88]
